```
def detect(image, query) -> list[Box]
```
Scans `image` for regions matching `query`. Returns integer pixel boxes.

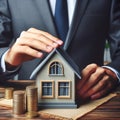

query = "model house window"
[57,81,71,98]
[41,80,54,98]
[49,61,64,75]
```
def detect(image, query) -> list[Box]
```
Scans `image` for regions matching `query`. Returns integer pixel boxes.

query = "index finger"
[28,28,63,45]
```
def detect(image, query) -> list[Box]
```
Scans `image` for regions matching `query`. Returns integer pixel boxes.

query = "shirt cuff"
[102,66,120,82]
[1,50,20,73]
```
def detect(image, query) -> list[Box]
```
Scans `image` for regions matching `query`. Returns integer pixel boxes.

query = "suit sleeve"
[0,0,13,47]
[107,0,120,73]
[0,0,15,80]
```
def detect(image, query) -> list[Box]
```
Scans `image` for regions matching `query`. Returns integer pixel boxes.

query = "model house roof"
[30,48,81,79]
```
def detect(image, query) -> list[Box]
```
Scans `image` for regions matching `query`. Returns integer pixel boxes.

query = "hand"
[5,28,63,67]
[76,63,118,100]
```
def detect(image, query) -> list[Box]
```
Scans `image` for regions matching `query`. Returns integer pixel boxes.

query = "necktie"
[54,0,69,42]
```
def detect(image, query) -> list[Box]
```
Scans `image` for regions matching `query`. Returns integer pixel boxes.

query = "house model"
[30,48,81,108]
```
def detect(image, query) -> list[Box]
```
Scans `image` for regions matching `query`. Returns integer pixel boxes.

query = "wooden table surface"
[0,80,120,120]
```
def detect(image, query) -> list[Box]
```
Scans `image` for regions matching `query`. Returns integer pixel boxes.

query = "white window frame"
[48,60,64,76]
[57,80,71,99]
[40,80,54,99]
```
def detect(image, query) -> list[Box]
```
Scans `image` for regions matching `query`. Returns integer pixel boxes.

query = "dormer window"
[49,61,64,76]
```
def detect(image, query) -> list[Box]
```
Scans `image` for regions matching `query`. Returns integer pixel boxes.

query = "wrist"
[5,51,19,71]
[5,61,19,71]
[104,68,118,81]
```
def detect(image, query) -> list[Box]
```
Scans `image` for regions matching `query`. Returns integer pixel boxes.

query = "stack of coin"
[5,87,14,99]
[13,90,26,115]
[26,86,38,112]
[0,88,5,98]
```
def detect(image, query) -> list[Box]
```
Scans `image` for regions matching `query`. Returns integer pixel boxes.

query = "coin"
[26,111,38,118]
[5,87,14,99]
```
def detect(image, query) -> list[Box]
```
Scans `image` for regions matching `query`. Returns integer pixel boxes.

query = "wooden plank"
[80,94,120,120]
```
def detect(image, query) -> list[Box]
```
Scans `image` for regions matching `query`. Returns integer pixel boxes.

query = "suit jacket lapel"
[27,0,58,79]
[35,0,57,36]
[64,0,89,50]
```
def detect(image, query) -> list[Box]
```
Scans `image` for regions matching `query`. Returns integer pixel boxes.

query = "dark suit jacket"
[0,0,120,80]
